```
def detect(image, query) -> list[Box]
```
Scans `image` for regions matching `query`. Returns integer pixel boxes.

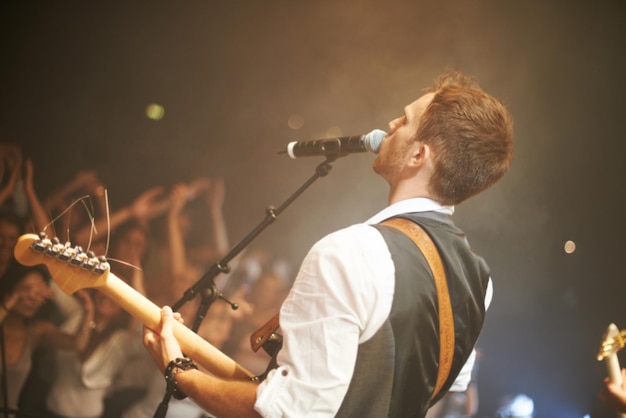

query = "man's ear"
[408,143,430,167]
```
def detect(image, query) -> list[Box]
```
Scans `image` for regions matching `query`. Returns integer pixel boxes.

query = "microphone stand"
[153,155,338,418]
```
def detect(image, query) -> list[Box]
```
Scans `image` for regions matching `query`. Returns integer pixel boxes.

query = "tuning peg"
[70,248,88,266]
[83,253,99,271]
[92,256,110,274]
[31,233,52,254]
[50,237,65,257]
[57,244,74,261]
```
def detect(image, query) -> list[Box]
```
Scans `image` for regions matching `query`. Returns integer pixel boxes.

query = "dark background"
[2,1,625,417]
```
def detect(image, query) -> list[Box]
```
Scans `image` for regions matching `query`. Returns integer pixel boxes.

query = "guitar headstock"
[598,323,626,361]
[14,233,111,295]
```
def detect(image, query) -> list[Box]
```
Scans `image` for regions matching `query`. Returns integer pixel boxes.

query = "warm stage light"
[564,240,576,254]
[146,103,165,120]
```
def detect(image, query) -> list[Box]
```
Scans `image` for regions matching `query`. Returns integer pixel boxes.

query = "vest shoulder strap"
[381,217,454,400]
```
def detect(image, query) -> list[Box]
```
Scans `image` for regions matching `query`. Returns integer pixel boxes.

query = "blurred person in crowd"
[0,212,21,280]
[0,143,24,213]
[1,143,54,277]
[40,218,158,418]
[0,259,94,417]
[152,177,241,349]
[44,285,141,418]
[99,219,163,418]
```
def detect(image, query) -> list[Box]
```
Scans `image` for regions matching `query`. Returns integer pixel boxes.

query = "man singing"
[143,70,514,418]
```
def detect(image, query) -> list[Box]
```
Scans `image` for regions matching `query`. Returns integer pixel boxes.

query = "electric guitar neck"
[14,233,254,381]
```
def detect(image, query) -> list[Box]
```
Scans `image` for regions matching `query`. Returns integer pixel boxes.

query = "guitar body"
[604,324,623,383]
[598,323,626,418]
[14,233,253,381]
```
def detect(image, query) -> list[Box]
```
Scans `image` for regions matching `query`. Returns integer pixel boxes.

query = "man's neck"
[386,173,434,206]
[387,186,433,206]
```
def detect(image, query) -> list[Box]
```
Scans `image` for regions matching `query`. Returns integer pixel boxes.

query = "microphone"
[281,129,387,159]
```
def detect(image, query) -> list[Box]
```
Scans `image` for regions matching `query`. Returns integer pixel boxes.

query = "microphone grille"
[363,129,387,154]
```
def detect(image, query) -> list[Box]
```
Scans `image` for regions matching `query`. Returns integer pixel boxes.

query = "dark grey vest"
[335,212,490,418]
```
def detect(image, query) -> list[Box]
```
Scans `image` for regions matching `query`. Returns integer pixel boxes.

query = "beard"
[372,137,412,183]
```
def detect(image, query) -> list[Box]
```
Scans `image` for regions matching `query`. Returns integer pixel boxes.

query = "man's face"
[112,227,147,264]
[94,291,123,318]
[373,92,434,184]
[12,272,52,318]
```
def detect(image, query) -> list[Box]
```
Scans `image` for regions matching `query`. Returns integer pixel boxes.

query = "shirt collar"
[365,198,454,225]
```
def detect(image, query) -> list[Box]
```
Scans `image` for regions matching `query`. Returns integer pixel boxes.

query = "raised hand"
[207,177,225,210]
[600,368,626,414]
[74,170,102,194]
[168,183,190,215]
[74,289,95,318]
[0,144,22,205]
[23,158,34,194]
[188,177,212,200]
[129,185,168,221]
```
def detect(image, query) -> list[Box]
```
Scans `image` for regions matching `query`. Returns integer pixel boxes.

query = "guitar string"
[79,196,97,253]
[42,193,142,272]
[100,188,143,272]
[44,194,92,242]
[103,188,111,258]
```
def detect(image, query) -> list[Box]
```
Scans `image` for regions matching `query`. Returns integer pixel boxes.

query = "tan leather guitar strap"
[250,312,280,353]
[251,217,455,399]
[382,217,454,400]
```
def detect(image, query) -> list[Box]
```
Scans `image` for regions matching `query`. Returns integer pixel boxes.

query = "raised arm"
[166,183,189,280]
[40,289,97,352]
[44,170,101,215]
[187,177,232,268]
[72,185,169,249]
[206,177,229,260]
[23,158,56,237]
[0,144,21,207]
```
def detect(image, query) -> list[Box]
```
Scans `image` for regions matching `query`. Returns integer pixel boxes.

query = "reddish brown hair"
[417,71,514,205]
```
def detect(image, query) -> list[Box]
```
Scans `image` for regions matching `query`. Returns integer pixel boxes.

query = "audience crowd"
[0,142,291,418]
[4,141,623,418]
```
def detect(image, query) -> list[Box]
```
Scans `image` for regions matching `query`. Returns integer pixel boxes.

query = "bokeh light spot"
[288,114,304,130]
[146,103,165,120]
